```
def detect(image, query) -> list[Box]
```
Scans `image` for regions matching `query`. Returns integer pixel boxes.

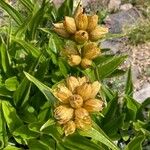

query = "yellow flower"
[64,16,76,34]
[69,94,83,108]
[68,55,82,66]
[52,76,104,136]
[53,5,108,43]
[54,105,74,124]
[75,12,88,30]
[64,121,76,136]
[84,99,104,112]
[87,14,98,32]
[89,26,108,41]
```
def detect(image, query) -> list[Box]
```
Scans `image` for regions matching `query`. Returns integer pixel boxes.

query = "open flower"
[53,76,104,136]
[53,5,108,44]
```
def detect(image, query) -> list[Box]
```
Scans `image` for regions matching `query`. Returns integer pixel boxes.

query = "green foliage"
[0,0,149,149]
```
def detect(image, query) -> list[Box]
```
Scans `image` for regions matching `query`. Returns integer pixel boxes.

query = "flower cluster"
[62,41,101,68]
[53,76,104,136]
[53,5,108,68]
[53,5,108,43]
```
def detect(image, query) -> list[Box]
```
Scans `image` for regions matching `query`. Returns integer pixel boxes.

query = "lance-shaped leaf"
[79,127,119,150]
[24,72,56,105]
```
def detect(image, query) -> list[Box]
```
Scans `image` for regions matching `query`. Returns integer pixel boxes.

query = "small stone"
[108,0,121,12]
[133,85,150,103]
[120,3,133,11]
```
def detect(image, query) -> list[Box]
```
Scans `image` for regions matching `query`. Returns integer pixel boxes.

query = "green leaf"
[94,54,114,65]
[125,135,145,150]
[12,39,41,59]
[13,77,31,106]
[0,42,11,74]
[28,2,46,39]
[97,55,127,79]
[24,72,56,104]
[5,76,19,91]
[106,69,126,78]
[0,102,7,150]
[57,0,73,20]
[13,125,39,139]
[2,101,23,133]
[0,0,23,25]
[125,67,133,96]
[58,58,68,77]
[4,145,22,150]
[79,127,119,150]
[63,134,104,150]
[125,96,141,121]
[18,0,33,12]
[27,139,50,150]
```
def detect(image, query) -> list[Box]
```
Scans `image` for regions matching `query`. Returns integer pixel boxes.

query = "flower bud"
[64,121,76,136]
[76,83,92,100]
[61,48,78,57]
[74,4,83,18]
[87,15,98,32]
[53,84,72,103]
[64,16,76,34]
[90,81,101,98]
[68,55,81,66]
[75,117,92,129]
[74,30,89,44]
[53,23,70,38]
[78,76,89,86]
[75,13,88,30]
[80,58,92,69]
[75,108,89,119]
[75,110,92,130]
[84,99,104,112]
[69,94,83,108]
[66,76,79,92]
[82,42,100,59]
[89,26,108,41]
[54,105,74,124]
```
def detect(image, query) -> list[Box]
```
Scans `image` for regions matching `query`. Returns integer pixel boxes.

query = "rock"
[108,0,121,12]
[120,3,133,11]
[105,8,141,33]
[100,38,127,54]
[133,85,150,103]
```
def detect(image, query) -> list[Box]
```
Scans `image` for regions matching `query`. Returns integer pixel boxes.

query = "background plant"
[0,0,150,150]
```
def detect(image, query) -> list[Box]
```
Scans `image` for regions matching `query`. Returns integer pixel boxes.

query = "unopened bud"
[84,99,104,112]
[64,121,76,136]
[62,48,78,57]
[82,42,100,59]
[75,109,92,130]
[75,108,89,119]
[54,105,74,124]
[66,76,79,92]
[81,58,92,68]
[78,76,89,86]
[76,83,92,100]
[53,84,72,103]
[64,16,76,34]
[53,23,70,38]
[75,117,92,130]
[90,81,101,98]
[74,30,89,44]
[87,15,98,32]
[74,4,83,18]
[68,55,81,66]
[75,13,88,30]
[89,26,108,41]
[69,94,83,108]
